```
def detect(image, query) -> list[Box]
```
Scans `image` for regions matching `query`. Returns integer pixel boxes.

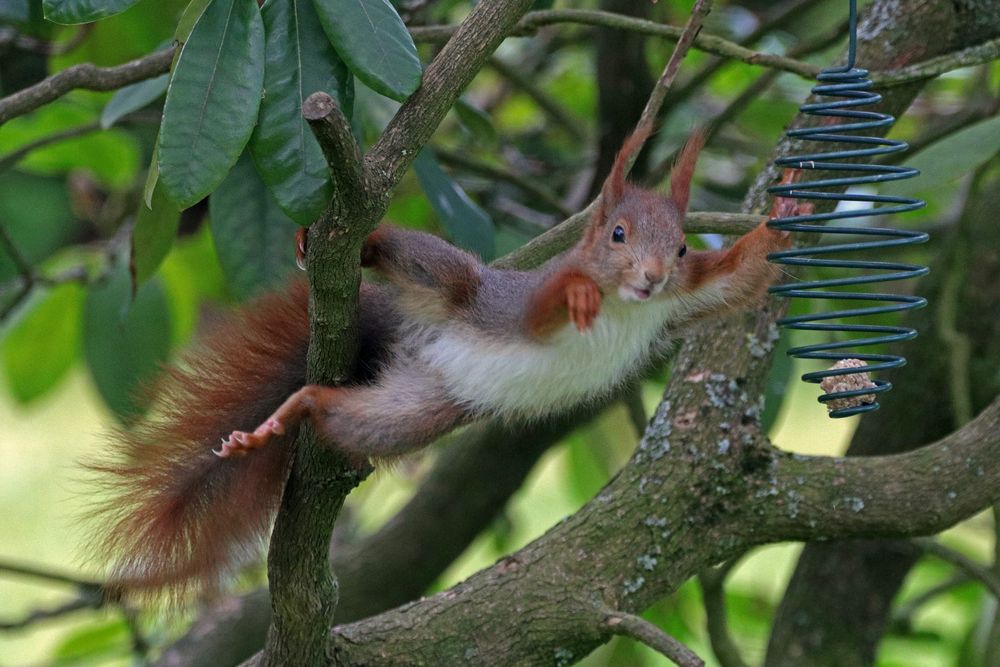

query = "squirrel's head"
[580,128,704,303]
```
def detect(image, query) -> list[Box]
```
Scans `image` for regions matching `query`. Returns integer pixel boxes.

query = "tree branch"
[604,610,705,667]
[364,0,535,196]
[914,538,1000,599]
[877,36,1000,86]
[0,46,175,125]
[699,562,750,667]
[303,93,368,200]
[411,9,820,79]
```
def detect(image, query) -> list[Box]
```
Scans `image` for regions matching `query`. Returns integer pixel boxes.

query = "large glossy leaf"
[413,149,495,260]
[885,116,1000,196]
[100,73,168,129]
[249,0,353,226]
[131,182,181,287]
[312,0,421,102]
[2,284,83,403]
[209,151,300,300]
[42,0,140,25]
[158,0,265,209]
[83,259,172,421]
[175,0,212,42]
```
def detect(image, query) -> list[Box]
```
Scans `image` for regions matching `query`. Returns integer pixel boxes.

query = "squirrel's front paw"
[567,280,601,332]
[214,419,284,458]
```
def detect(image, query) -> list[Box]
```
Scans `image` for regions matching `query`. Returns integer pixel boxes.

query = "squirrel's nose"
[644,270,664,284]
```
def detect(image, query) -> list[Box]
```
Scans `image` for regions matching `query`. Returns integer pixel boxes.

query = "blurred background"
[1,0,997,664]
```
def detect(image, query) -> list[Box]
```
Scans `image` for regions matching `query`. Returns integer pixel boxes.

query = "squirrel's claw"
[567,281,601,333]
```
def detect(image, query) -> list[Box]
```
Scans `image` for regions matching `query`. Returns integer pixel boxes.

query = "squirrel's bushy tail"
[87,281,310,602]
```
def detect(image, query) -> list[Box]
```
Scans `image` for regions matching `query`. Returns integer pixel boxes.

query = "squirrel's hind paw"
[214,419,283,458]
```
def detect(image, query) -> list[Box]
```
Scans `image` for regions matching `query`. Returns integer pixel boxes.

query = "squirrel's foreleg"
[363,224,482,316]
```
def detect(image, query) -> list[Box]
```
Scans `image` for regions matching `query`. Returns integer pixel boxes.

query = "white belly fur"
[419,298,685,419]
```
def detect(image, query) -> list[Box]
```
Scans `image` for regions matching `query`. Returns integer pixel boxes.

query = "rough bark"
[765,164,1000,667]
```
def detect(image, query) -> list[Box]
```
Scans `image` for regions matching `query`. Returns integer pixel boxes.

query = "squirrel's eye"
[678,244,687,257]
[612,226,626,243]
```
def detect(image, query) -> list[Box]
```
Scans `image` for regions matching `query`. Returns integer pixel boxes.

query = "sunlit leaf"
[312,0,421,101]
[413,149,495,260]
[42,0,141,25]
[1,284,83,403]
[158,0,265,209]
[249,0,353,225]
[209,151,300,300]
[0,102,140,188]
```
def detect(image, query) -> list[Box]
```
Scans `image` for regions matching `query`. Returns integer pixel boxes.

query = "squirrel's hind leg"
[217,372,466,464]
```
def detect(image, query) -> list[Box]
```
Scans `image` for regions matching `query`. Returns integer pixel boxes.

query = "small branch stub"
[303,91,367,202]
[605,611,705,667]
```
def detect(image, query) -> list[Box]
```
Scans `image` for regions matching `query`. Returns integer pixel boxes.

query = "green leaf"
[209,151,300,300]
[312,0,421,102]
[0,102,140,188]
[175,0,212,42]
[131,183,181,287]
[51,617,130,664]
[413,149,495,260]
[42,0,141,25]
[2,284,83,403]
[249,0,353,225]
[83,259,172,421]
[885,116,1000,196]
[454,98,497,146]
[158,0,265,209]
[100,73,168,129]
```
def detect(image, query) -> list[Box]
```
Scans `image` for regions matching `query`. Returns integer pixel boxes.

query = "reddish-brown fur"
[87,282,310,601]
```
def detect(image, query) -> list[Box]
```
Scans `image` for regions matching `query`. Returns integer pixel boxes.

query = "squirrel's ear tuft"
[669,128,705,213]
[601,126,653,211]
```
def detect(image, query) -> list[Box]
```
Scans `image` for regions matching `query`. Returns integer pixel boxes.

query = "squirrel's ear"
[669,129,705,213]
[600,126,652,211]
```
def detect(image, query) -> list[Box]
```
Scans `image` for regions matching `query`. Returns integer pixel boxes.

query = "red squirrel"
[91,129,792,599]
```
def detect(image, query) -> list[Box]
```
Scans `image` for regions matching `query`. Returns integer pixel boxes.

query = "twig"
[412,9,818,79]
[0,46,175,125]
[0,121,101,173]
[0,560,101,589]
[914,538,1000,600]
[0,592,104,631]
[698,560,750,667]
[877,36,1000,87]
[434,146,573,217]
[364,0,535,195]
[604,610,705,667]
[890,572,969,633]
[634,0,714,138]
[0,25,92,56]
[0,225,37,321]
